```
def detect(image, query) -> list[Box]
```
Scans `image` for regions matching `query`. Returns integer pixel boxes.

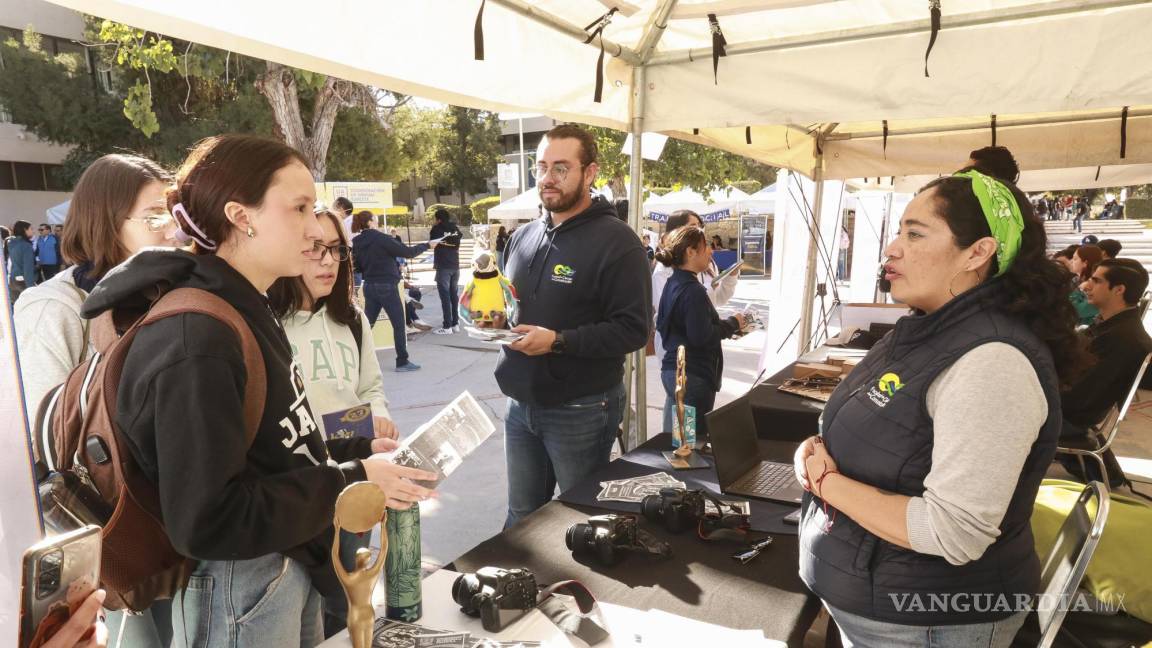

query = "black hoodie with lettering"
[81,249,370,597]
[495,196,651,407]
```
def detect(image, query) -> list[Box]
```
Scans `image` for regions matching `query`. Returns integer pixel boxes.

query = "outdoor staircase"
[1045,219,1152,272]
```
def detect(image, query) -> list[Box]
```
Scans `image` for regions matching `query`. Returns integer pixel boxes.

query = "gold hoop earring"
[246,226,255,238]
[949,269,979,297]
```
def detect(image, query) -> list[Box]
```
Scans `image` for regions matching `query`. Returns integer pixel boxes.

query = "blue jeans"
[826,605,1027,648]
[660,369,718,441]
[170,553,322,648]
[435,268,460,328]
[504,383,626,528]
[363,281,409,366]
[1073,214,1084,233]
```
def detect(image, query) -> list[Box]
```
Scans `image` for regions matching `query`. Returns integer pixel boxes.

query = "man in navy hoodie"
[497,124,651,526]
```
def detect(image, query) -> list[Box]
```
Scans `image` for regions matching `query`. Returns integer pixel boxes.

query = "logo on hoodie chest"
[551,263,575,285]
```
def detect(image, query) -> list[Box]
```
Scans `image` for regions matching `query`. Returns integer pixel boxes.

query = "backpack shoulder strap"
[142,288,267,446]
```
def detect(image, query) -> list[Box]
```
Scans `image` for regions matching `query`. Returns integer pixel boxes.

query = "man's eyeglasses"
[532,163,586,183]
[126,213,175,233]
[307,241,351,262]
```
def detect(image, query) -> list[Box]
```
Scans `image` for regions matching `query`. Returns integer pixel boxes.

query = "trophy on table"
[332,482,389,648]
[662,345,708,469]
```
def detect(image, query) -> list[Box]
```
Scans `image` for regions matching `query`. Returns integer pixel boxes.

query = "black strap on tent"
[474,0,486,60]
[693,128,699,135]
[882,120,889,158]
[583,7,619,103]
[991,114,997,146]
[1121,106,1130,159]
[746,126,752,145]
[1095,166,1102,182]
[924,0,941,77]
[708,13,727,85]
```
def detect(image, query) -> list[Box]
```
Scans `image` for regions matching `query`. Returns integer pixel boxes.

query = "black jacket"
[83,250,371,597]
[429,220,462,270]
[1063,307,1152,427]
[495,197,651,406]
[353,228,428,283]
[657,268,740,391]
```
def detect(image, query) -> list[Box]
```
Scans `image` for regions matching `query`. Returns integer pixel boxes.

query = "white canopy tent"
[43,0,1152,442]
[642,186,747,218]
[487,188,543,223]
[45,200,70,225]
[741,183,778,215]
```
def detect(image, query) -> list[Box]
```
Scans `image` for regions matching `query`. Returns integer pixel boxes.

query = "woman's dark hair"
[1097,238,1122,259]
[62,154,171,276]
[921,175,1090,388]
[12,220,32,239]
[1052,245,1077,261]
[654,226,707,267]
[351,211,375,233]
[1074,244,1104,282]
[665,209,702,233]
[268,208,357,327]
[498,226,507,236]
[168,135,309,255]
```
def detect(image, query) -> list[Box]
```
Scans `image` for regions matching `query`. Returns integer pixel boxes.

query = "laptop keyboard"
[732,461,795,495]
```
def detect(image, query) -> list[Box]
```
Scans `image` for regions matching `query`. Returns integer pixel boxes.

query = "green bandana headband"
[953,170,1025,276]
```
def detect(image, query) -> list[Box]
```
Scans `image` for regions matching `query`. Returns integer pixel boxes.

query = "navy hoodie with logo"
[495,196,651,407]
[81,249,371,597]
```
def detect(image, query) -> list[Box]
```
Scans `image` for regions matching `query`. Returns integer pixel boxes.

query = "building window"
[0,162,15,190]
[44,164,66,191]
[13,162,44,190]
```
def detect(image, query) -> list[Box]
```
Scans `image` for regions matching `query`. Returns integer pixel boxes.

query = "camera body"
[452,566,538,632]
[567,514,662,566]
[640,487,706,533]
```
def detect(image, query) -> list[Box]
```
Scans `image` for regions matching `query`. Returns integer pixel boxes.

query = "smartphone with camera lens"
[19,525,101,648]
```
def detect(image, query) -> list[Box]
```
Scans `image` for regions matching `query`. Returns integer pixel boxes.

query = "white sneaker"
[411,319,433,331]
[452,325,461,333]
[433,327,454,335]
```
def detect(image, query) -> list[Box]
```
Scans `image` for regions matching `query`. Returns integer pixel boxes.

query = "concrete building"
[0,0,88,228]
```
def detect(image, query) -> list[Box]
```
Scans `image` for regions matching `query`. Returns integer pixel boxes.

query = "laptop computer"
[706,397,806,505]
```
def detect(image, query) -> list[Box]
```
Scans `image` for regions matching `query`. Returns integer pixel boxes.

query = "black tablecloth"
[448,435,820,646]
[557,433,801,535]
[748,365,826,442]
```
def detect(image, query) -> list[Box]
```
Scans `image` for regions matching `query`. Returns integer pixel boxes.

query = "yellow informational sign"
[316,182,394,211]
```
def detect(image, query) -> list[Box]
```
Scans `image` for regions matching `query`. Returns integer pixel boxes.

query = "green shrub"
[425,203,472,225]
[731,180,762,195]
[1125,198,1152,221]
[470,196,501,224]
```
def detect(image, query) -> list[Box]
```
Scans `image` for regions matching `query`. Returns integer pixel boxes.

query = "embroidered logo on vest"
[867,372,904,407]
[551,263,575,284]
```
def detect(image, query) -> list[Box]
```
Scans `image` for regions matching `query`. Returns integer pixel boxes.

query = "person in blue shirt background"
[34,222,61,281]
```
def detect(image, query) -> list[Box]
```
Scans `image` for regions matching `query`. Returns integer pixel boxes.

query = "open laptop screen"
[706,397,762,489]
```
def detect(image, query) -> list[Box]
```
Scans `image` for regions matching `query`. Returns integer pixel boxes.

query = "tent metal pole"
[636,0,680,63]
[488,0,642,65]
[647,0,1151,66]
[624,64,648,449]
[798,146,825,356]
[825,107,1152,141]
[874,192,893,303]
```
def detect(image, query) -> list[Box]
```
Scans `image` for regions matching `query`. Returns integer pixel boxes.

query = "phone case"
[19,525,101,648]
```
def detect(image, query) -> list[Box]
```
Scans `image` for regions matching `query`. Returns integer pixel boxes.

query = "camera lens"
[640,493,663,521]
[451,573,481,612]
[36,549,63,599]
[565,523,594,554]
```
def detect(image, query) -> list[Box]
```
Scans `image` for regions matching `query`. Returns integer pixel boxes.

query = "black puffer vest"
[798,280,1062,625]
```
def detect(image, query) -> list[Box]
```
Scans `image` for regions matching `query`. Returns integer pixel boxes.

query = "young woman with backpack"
[14,154,178,426]
[84,135,434,646]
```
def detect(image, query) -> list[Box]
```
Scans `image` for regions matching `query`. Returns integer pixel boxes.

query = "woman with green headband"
[793,169,1089,646]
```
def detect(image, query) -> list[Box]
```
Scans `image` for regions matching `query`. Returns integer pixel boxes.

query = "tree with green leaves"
[428,106,503,208]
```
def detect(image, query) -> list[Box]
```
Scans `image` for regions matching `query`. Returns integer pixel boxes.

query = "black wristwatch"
[551,332,566,354]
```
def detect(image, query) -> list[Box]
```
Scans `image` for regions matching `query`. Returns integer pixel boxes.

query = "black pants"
[435,268,460,328]
[363,281,409,366]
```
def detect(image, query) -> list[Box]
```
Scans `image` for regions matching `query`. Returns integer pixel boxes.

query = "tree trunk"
[608,174,628,200]
[256,61,348,181]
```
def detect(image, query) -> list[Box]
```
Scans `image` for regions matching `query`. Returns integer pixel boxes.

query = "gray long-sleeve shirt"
[905,342,1047,565]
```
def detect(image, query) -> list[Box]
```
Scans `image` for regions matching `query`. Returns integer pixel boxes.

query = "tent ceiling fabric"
[48,0,1152,182]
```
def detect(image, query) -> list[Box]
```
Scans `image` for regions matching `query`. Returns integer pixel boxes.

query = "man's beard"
[539,184,582,214]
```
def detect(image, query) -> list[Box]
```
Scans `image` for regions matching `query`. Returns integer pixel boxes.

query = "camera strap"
[536,580,609,645]
[697,492,752,541]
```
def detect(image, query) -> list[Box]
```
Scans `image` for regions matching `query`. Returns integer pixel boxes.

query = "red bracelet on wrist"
[814,468,840,500]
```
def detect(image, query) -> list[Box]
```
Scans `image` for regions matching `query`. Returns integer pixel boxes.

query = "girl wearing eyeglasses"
[268,205,399,636]
[13,154,179,424]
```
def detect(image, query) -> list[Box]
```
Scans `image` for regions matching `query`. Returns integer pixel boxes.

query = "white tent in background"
[487,188,542,223]
[643,186,746,220]
[741,183,778,215]
[45,200,70,225]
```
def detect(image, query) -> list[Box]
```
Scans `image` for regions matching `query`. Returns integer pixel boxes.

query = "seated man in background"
[1060,258,1152,485]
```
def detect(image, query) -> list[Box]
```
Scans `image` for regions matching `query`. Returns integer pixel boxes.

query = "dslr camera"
[640,487,706,533]
[452,566,539,632]
[565,514,671,566]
